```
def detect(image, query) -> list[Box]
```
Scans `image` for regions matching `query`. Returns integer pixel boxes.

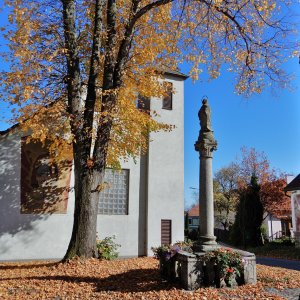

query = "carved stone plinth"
[175,249,257,290]
[176,251,203,290]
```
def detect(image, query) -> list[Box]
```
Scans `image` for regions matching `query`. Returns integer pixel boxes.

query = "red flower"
[227,268,234,273]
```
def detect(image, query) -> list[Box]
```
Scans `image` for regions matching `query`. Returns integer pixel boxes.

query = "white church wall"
[96,158,144,257]
[0,131,75,260]
[0,74,185,260]
[147,74,185,253]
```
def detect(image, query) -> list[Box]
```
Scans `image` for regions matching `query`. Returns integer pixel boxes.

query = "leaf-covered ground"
[0,257,300,299]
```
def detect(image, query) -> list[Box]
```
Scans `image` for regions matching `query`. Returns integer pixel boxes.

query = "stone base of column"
[175,248,257,290]
[193,235,219,252]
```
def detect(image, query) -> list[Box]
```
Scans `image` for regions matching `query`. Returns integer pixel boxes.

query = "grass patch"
[248,241,300,260]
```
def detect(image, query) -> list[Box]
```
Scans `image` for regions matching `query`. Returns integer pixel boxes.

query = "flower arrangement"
[151,241,193,280]
[151,240,193,261]
[202,248,244,287]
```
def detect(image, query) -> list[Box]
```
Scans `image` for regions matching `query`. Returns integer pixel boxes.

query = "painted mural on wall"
[21,137,72,214]
[295,194,300,232]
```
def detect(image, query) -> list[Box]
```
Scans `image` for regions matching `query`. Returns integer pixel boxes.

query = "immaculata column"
[194,98,218,251]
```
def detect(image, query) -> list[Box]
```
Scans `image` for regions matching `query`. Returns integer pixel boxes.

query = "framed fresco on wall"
[21,137,72,214]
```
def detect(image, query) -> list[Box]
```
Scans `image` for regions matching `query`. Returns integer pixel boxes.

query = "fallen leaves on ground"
[257,264,300,289]
[0,257,299,299]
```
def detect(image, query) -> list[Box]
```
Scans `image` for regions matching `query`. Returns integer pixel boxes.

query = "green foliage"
[213,163,239,231]
[268,237,295,246]
[185,228,199,241]
[248,242,300,260]
[260,224,267,237]
[184,213,189,231]
[151,244,171,260]
[96,236,120,260]
[202,248,244,287]
[260,224,268,243]
[230,174,264,248]
[184,238,193,245]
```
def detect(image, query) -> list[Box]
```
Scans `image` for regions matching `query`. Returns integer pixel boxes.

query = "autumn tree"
[213,163,239,231]
[236,147,289,218]
[237,147,271,187]
[0,0,295,259]
[260,176,291,219]
[215,147,290,240]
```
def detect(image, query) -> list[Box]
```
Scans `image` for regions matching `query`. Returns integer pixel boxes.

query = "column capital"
[194,139,217,158]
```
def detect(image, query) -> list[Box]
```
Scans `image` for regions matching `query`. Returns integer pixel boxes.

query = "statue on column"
[196,98,216,149]
[199,99,212,132]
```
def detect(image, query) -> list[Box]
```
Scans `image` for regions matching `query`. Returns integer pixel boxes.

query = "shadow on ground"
[0,261,58,271]
[0,267,178,293]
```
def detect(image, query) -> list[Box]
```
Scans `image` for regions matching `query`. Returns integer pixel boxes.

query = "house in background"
[186,204,200,231]
[263,176,293,241]
[284,174,300,248]
[263,209,292,241]
[185,203,232,242]
[0,70,187,260]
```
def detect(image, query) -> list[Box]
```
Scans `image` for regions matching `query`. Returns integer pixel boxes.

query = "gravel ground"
[264,288,300,300]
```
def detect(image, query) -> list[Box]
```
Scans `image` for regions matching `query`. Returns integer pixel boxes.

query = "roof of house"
[271,198,292,220]
[163,69,189,79]
[284,174,300,192]
[187,204,199,217]
[0,123,19,136]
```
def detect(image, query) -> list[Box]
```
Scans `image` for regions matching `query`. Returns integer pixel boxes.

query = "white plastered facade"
[0,73,185,260]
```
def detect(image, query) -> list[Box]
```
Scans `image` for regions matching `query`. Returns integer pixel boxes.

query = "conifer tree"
[231,175,264,248]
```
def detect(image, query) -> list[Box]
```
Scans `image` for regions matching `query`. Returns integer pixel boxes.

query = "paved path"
[257,256,300,271]
[257,257,300,299]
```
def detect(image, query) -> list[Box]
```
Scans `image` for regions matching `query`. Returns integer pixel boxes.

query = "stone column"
[194,99,218,251]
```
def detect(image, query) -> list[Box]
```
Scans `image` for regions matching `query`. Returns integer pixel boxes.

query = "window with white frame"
[98,169,129,215]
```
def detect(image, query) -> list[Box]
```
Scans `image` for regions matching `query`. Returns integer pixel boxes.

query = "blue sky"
[0,1,299,208]
[182,59,300,207]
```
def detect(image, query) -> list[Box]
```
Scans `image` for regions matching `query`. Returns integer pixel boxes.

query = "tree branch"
[61,0,81,116]
[84,0,105,157]
[113,0,174,86]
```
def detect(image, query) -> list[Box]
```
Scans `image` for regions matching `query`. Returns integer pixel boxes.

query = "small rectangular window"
[137,95,150,111]
[98,169,129,215]
[193,218,199,226]
[162,82,173,110]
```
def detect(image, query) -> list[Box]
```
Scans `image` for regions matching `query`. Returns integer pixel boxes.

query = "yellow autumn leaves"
[0,0,293,167]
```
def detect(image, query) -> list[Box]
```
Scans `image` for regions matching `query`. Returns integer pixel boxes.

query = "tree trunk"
[63,100,113,260]
[63,150,103,260]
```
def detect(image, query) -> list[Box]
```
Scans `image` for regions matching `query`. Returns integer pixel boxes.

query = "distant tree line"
[187,147,290,247]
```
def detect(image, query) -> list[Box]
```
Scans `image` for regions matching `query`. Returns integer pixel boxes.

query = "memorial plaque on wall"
[21,137,72,214]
